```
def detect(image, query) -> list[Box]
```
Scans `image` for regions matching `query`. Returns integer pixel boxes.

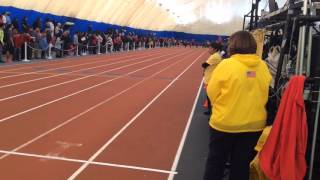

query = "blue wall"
[0,6,228,43]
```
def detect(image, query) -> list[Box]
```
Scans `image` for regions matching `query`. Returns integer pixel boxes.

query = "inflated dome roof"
[0,0,287,35]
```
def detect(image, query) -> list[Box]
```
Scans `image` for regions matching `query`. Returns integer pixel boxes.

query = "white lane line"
[0,51,179,102]
[0,150,177,175]
[0,51,197,160]
[0,72,18,74]
[0,51,167,89]
[0,51,187,123]
[0,48,161,73]
[0,56,108,73]
[0,48,163,77]
[0,51,157,80]
[0,56,113,79]
[167,79,204,180]
[0,53,158,88]
[68,51,207,180]
[0,59,91,73]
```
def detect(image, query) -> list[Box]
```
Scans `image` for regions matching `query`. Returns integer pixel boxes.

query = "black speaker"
[311,35,320,77]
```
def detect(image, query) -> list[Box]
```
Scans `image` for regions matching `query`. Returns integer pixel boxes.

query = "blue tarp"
[0,6,228,42]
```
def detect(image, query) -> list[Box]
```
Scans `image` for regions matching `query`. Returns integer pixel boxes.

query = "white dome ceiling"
[0,0,287,35]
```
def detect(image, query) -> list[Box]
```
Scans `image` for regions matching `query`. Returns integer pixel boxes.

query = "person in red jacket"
[13,28,24,61]
[259,76,308,180]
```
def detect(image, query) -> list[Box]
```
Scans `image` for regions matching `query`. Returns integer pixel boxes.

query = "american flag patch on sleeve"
[246,71,256,78]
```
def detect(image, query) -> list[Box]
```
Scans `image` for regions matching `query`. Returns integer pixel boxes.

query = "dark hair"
[228,30,257,56]
[210,42,223,51]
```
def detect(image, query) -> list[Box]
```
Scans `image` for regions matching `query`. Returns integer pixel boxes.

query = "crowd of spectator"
[0,11,205,63]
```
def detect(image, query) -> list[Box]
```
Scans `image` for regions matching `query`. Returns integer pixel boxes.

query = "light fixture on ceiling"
[155,0,198,25]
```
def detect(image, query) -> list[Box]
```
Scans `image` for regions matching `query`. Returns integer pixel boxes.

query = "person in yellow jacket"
[203,31,272,180]
[0,23,4,63]
[202,42,223,115]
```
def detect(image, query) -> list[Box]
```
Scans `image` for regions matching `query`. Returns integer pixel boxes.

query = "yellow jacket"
[0,28,4,45]
[204,52,222,84]
[207,54,271,133]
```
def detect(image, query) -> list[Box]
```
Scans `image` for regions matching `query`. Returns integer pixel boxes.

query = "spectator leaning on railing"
[39,30,49,59]
[13,28,23,61]
[73,32,80,55]
[54,35,63,58]
[3,24,14,63]
[20,30,33,60]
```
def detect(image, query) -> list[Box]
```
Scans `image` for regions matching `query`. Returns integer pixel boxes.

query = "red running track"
[0,48,209,180]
